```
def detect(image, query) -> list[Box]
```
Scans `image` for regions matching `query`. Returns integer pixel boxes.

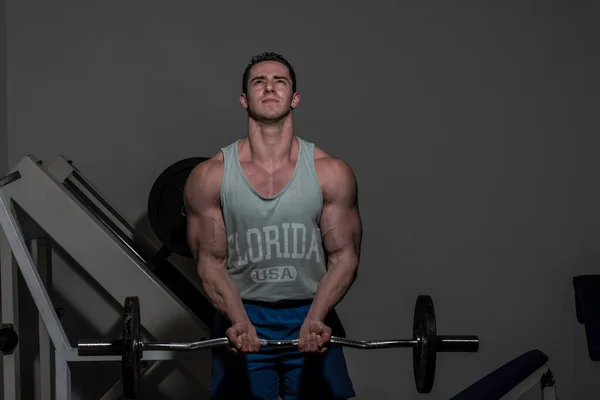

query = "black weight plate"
[0,325,19,354]
[122,297,141,399]
[147,157,208,258]
[413,295,437,393]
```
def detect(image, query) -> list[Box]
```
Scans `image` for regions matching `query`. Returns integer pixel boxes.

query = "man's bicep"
[320,161,362,260]
[186,202,228,262]
[184,169,228,264]
[321,204,362,258]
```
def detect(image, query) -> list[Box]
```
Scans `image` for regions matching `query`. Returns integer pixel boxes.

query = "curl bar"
[78,295,479,398]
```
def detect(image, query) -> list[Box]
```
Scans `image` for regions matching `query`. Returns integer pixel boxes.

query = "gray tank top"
[220,137,327,303]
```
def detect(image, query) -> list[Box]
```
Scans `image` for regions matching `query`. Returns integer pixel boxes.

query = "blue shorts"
[209,300,356,400]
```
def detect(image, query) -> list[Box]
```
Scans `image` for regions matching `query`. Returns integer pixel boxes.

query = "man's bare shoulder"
[313,146,357,201]
[313,145,356,181]
[184,152,224,207]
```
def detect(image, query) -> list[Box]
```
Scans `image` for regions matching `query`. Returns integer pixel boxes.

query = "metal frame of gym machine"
[0,155,212,399]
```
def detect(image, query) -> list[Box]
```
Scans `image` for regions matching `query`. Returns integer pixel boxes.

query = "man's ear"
[239,93,248,109]
[291,92,300,109]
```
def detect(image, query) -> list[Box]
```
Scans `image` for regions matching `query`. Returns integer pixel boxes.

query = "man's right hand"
[226,321,261,354]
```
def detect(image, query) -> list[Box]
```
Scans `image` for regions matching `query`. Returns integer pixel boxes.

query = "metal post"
[1,221,20,400]
[0,190,70,352]
[54,351,71,400]
[32,237,55,400]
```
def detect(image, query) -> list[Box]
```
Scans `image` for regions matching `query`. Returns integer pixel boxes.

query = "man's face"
[240,61,299,122]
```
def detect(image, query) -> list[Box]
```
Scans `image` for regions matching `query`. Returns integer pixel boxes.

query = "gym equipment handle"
[77,334,478,356]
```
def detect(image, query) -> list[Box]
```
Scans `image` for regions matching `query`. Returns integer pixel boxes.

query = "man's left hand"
[298,319,332,353]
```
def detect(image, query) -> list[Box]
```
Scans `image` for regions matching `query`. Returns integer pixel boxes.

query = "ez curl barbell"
[77,295,479,398]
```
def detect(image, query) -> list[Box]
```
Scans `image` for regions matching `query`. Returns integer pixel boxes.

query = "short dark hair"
[242,52,297,94]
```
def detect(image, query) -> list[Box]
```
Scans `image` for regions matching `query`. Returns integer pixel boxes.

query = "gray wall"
[4,1,600,399]
[0,0,5,175]
[0,0,6,394]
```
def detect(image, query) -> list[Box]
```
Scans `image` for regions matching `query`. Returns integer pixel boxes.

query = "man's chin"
[249,109,291,124]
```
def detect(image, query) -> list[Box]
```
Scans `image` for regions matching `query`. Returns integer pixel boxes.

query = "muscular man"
[184,52,362,400]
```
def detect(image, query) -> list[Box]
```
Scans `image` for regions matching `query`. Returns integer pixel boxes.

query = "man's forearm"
[305,250,359,322]
[197,257,249,324]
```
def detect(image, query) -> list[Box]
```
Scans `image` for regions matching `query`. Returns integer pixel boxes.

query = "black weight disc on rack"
[413,294,437,393]
[122,296,141,399]
[147,157,208,258]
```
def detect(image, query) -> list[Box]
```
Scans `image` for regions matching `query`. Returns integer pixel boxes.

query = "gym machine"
[0,155,214,399]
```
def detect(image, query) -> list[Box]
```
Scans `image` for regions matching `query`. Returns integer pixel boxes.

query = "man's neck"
[244,118,296,167]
